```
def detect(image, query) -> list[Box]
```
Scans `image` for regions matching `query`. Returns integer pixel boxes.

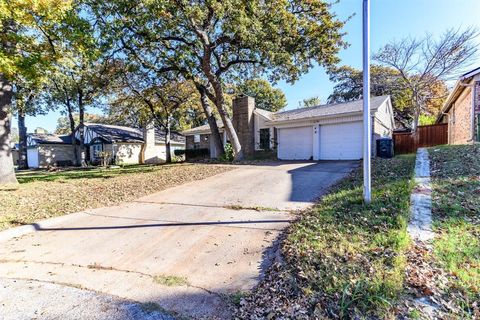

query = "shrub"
[219,143,234,162]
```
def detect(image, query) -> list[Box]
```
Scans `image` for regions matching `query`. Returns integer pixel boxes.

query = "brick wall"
[448,87,472,144]
[232,96,255,156]
[475,81,480,142]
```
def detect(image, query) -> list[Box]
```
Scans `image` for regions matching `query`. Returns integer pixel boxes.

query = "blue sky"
[15,0,480,133]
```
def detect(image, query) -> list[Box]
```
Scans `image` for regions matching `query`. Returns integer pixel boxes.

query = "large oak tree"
[90,0,346,160]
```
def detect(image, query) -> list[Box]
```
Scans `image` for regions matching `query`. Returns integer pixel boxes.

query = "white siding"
[115,143,143,164]
[373,101,394,138]
[319,121,363,160]
[277,126,313,160]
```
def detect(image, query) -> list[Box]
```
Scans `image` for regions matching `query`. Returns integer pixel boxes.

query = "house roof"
[182,120,225,135]
[85,123,145,143]
[436,66,480,123]
[254,108,274,120]
[270,95,389,123]
[84,123,185,144]
[28,133,76,145]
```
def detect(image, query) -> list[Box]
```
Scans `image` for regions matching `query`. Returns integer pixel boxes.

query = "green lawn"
[0,164,231,231]
[236,155,416,319]
[429,144,480,315]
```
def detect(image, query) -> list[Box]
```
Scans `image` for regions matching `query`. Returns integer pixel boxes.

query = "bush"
[219,143,234,162]
[174,148,209,159]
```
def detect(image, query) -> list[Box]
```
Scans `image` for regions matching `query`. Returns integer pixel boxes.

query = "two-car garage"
[273,96,395,161]
[277,121,363,161]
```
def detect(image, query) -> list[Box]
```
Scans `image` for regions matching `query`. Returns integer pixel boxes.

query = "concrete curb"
[407,148,435,242]
[0,211,88,243]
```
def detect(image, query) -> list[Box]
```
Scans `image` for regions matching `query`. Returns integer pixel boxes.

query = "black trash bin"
[376,138,394,158]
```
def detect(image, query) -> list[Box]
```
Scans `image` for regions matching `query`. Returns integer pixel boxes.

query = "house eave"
[264,109,379,127]
[436,80,468,123]
[437,67,480,123]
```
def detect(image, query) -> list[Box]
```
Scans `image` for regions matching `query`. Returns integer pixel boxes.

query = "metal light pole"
[362,0,372,203]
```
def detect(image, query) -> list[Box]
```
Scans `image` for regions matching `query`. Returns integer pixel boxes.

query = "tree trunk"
[199,57,243,160]
[210,82,244,160]
[78,90,87,167]
[0,74,18,184]
[165,115,172,163]
[17,108,28,169]
[65,98,78,166]
[196,84,224,158]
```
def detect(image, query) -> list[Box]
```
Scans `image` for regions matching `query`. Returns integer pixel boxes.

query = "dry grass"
[236,155,416,319]
[0,164,232,231]
[429,144,480,317]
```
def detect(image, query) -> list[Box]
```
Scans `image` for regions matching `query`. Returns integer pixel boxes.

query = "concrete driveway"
[0,161,356,319]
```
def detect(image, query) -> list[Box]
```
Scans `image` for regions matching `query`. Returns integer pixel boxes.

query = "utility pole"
[363,0,372,203]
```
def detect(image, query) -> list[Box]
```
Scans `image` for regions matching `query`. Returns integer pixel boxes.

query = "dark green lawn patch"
[429,144,480,315]
[236,155,416,319]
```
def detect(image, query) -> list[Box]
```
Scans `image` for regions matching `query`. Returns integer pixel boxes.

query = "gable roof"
[28,133,76,145]
[436,66,480,123]
[270,95,389,124]
[254,108,274,120]
[85,123,144,143]
[84,123,185,144]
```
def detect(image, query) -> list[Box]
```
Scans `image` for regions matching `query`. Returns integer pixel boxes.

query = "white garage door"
[320,121,363,160]
[27,147,39,168]
[278,126,313,160]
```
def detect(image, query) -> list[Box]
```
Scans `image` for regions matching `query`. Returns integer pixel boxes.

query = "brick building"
[437,67,480,144]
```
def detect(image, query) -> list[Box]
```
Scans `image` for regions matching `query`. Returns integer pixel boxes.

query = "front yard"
[236,155,417,319]
[430,144,480,316]
[0,164,232,231]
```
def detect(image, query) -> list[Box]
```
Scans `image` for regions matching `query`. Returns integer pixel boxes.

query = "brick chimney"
[232,95,255,157]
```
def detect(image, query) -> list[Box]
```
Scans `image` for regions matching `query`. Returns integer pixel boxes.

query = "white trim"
[271,115,364,129]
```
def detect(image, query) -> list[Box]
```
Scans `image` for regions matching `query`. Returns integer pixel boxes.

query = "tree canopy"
[89,0,346,159]
[374,28,477,129]
[235,79,286,112]
[328,65,449,128]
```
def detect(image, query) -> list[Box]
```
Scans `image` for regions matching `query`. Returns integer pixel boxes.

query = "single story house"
[78,123,185,165]
[27,134,78,168]
[26,123,185,168]
[437,66,480,144]
[183,95,395,160]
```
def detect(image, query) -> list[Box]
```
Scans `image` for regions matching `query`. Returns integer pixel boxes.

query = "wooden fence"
[393,123,448,154]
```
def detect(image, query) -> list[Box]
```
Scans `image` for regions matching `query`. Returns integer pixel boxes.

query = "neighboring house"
[26,123,185,168]
[183,95,395,160]
[77,123,185,165]
[27,134,78,168]
[437,67,480,144]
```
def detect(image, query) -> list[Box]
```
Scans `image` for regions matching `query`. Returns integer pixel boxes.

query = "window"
[193,134,200,149]
[92,144,103,157]
[259,128,270,150]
